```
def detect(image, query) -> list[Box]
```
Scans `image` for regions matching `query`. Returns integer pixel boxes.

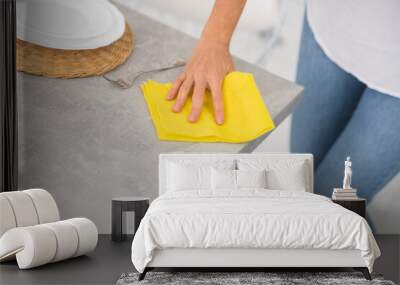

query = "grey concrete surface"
[17,5,303,233]
[0,235,398,285]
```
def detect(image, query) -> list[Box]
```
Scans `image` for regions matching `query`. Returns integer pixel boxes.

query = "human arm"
[167,0,247,125]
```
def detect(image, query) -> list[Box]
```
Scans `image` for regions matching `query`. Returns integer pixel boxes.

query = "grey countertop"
[17,5,303,233]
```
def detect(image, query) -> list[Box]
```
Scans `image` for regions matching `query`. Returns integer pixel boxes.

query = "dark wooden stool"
[112,197,149,242]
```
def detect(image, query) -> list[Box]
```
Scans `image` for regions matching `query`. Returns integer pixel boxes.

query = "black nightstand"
[112,197,149,242]
[332,198,366,218]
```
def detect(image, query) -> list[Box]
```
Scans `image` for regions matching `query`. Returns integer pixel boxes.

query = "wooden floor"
[0,235,399,285]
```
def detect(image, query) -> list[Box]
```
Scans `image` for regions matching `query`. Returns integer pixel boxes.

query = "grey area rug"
[116,272,396,285]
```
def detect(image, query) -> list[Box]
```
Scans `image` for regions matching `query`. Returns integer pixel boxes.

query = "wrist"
[201,34,230,47]
[200,23,231,48]
[197,35,230,51]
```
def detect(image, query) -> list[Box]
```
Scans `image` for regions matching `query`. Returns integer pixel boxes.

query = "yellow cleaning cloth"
[141,71,275,143]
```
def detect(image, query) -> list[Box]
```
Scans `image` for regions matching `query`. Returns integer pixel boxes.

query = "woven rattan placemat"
[17,23,134,79]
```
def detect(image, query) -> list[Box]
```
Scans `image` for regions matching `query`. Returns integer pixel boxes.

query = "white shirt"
[307,0,400,98]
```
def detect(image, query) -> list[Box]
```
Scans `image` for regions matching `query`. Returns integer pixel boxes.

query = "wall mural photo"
[1,0,399,284]
[13,0,298,234]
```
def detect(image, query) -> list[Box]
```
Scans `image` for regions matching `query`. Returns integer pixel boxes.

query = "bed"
[131,153,380,280]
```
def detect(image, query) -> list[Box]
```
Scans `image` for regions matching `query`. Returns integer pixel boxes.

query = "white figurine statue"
[342,156,352,189]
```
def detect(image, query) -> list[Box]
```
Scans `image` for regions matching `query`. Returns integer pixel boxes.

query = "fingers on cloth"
[172,77,193,112]
[188,81,206,123]
[209,79,224,125]
[167,73,185,100]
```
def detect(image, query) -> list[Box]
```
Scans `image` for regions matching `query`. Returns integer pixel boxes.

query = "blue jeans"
[291,17,400,204]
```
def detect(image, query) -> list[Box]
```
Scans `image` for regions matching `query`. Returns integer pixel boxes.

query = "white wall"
[115,0,399,233]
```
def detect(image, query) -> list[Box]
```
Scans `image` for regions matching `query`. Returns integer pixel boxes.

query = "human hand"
[166,40,234,125]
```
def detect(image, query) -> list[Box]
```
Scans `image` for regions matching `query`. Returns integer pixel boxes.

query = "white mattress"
[131,190,380,273]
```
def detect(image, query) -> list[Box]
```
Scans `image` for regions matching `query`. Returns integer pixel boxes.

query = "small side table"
[332,198,366,218]
[112,197,149,242]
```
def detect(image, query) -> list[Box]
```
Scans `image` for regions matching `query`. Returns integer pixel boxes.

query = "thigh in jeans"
[315,88,400,203]
[291,16,365,168]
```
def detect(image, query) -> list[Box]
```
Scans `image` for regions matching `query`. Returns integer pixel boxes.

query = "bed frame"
[139,153,371,280]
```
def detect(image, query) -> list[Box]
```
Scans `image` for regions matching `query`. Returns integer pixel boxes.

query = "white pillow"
[237,159,308,191]
[211,168,236,190]
[236,169,267,188]
[166,160,235,192]
[167,162,211,191]
[266,166,306,191]
[211,169,267,190]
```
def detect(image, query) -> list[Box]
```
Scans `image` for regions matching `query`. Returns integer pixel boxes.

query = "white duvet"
[131,190,380,273]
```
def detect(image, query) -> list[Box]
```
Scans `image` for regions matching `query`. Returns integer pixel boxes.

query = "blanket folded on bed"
[131,190,380,273]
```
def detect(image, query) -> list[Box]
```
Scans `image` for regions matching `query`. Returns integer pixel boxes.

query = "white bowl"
[16,0,125,50]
